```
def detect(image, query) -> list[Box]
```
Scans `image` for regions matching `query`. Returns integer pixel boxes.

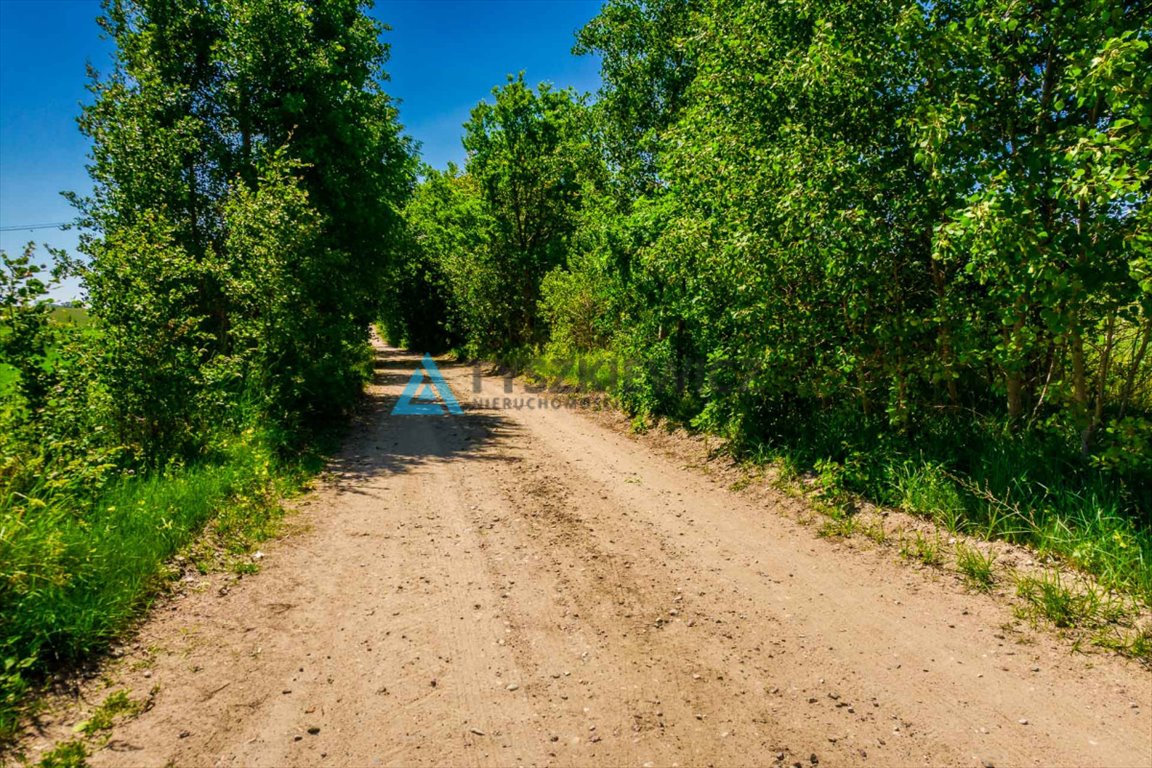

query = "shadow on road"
[323,345,520,489]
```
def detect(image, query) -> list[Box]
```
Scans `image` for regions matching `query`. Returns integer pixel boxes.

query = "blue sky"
[0,0,603,298]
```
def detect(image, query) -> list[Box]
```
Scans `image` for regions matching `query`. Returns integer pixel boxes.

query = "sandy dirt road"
[35,342,1152,767]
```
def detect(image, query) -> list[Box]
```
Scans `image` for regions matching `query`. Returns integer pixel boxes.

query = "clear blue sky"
[0,0,603,299]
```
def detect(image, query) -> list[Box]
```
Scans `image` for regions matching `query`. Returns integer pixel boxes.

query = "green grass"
[1014,571,1127,629]
[899,530,943,567]
[75,690,143,735]
[0,432,316,747]
[891,462,967,533]
[35,739,87,768]
[733,408,1152,603]
[48,307,91,328]
[817,515,858,539]
[1093,626,1152,662]
[858,518,889,545]
[955,543,997,591]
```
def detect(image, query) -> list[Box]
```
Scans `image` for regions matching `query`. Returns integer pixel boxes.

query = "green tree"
[221,0,416,408]
[575,0,701,199]
[392,165,494,353]
[0,245,65,415]
[920,0,1151,451]
[72,0,414,455]
[458,75,596,350]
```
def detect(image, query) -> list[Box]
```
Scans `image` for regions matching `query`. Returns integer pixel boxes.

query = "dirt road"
[37,343,1152,766]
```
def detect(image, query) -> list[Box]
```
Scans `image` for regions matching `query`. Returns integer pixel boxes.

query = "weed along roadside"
[0,427,330,748]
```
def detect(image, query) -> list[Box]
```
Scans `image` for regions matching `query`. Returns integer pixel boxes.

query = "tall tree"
[219,0,416,420]
[920,0,1151,448]
[222,0,415,334]
[460,75,594,348]
[575,0,701,199]
[71,0,415,456]
[71,0,228,455]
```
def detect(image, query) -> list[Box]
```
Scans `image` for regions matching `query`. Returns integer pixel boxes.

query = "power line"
[0,222,72,232]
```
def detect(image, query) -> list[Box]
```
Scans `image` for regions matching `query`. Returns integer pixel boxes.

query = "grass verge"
[0,431,324,749]
[741,412,1152,603]
[955,542,997,591]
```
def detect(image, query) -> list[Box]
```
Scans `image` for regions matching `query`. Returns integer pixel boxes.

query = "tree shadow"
[322,346,520,489]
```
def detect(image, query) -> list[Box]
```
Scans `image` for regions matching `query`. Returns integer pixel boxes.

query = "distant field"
[50,306,91,327]
[0,363,17,396]
[0,308,93,397]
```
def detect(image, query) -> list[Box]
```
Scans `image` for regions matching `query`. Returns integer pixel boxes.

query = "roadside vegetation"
[383,0,1152,613]
[1,0,414,747]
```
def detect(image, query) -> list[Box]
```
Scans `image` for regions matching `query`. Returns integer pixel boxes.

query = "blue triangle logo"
[392,354,463,416]
[413,382,439,402]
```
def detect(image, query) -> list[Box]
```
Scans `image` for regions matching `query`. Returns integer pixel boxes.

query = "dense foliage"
[1,0,413,741]
[382,75,598,355]
[390,0,1151,596]
[71,0,414,455]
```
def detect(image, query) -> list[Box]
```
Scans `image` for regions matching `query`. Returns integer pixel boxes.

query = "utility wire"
[0,222,72,232]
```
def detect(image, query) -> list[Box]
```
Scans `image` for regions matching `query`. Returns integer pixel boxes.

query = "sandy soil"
[17,343,1152,767]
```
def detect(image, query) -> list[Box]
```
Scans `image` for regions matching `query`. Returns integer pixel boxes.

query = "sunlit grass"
[0,432,314,745]
[955,542,997,591]
[48,307,91,328]
[737,410,1152,603]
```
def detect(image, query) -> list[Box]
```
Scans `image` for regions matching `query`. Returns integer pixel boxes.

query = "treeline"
[385,0,1151,595]
[1,0,412,740]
